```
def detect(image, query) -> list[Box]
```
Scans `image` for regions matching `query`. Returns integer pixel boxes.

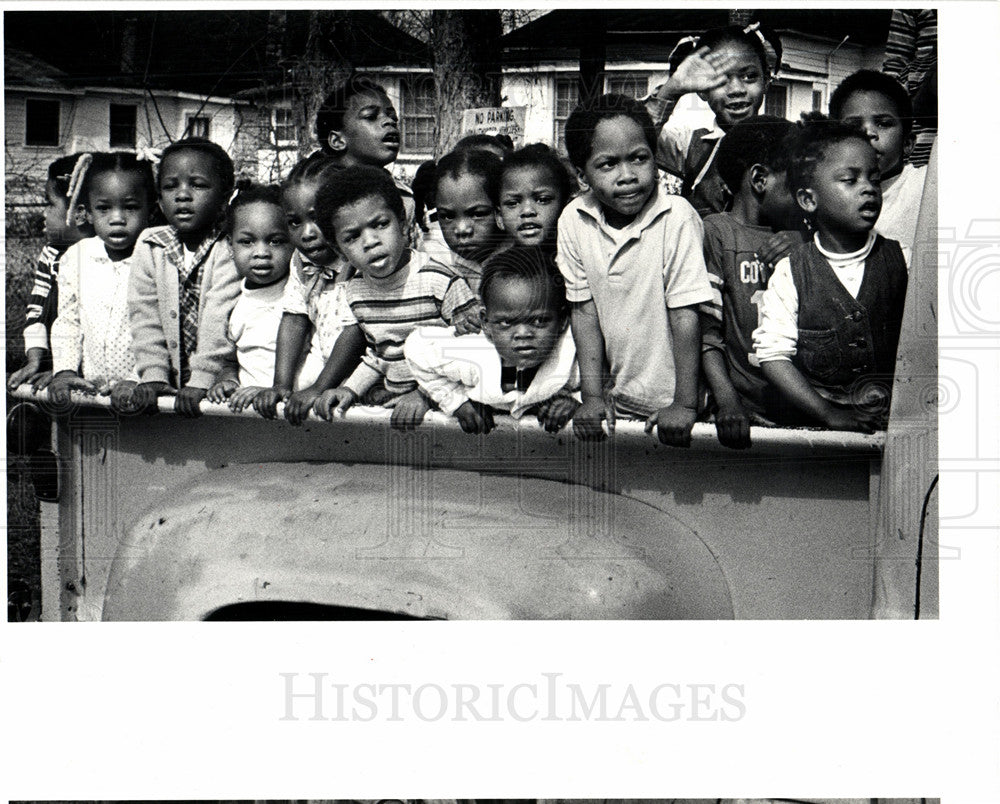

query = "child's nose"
[520,202,536,217]
[300,222,319,241]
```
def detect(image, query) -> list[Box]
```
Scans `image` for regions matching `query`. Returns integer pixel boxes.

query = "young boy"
[701,116,808,447]
[556,94,713,445]
[830,69,926,265]
[314,73,420,248]
[310,166,478,429]
[753,120,909,432]
[404,246,580,435]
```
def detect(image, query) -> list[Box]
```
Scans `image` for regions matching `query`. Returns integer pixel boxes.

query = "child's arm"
[286,323,366,425]
[8,246,59,390]
[645,305,701,446]
[253,312,309,419]
[47,244,99,405]
[401,327,481,418]
[123,238,173,412]
[569,300,615,441]
[182,241,241,417]
[439,274,480,334]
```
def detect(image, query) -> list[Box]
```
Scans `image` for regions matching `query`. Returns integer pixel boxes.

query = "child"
[558,94,713,445]
[315,73,420,248]
[497,144,574,251]
[47,153,156,405]
[7,154,94,391]
[205,184,306,412]
[752,120,909,432]
[252,153,365,424]
[112,137,241,418]
[432,147,509,295]
[404,246,580,434]
[309,166,479,430]
[830,69,926,265]
[646,23,784,217]
[700,116,808,447]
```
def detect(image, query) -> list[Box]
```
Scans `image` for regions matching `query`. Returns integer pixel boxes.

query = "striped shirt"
[342,250,478,397]
[882,9,937,168]
[22,243,67,353]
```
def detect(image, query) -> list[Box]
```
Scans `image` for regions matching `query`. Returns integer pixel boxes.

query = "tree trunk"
[430,9,503,156]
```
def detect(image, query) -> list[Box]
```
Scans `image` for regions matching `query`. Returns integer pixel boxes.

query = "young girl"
[205,184,306,413]
[252,153,365,424]
[646,22,783,217]
[47,153,156,406]
[404,246,580,434]
[7,154,94,391]
[496,144,574,252]
[431,147,509,295]
[112,137,241,417]
[753,120,908,432]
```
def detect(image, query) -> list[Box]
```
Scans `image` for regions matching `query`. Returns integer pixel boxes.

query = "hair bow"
[65,153,93,225]
[135,146,162,166]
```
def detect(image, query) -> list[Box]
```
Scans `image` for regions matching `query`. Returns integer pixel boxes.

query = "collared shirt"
[282,249,358,364]
[556,186,712,415]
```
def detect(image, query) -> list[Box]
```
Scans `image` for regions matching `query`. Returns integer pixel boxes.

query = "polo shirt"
[556,186,712,416]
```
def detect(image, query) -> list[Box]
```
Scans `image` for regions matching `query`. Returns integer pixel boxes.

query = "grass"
[6,232,45,620]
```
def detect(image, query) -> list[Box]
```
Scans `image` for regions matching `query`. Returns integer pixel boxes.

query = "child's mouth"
[382,133,400,146]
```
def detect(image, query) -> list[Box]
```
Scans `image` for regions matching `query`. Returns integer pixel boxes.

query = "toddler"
[253,154,363,424]
[7,153,94,391]
[206,184,300,413]
[753,120,909,432]
[646,22,783,217]
[432,147,509,295]
[700,116,807,447]
[830,69,926,265]
[558,94,712,445]
[48,152,156,405]
[309,166,478,430]
[113,137,241,417]
[497,144,574,251]
[405,246,580,434]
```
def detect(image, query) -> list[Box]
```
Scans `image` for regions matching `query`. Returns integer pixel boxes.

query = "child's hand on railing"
[572,395,615,441]
[111,380,169,415]
[714,402,751,450]
[645,403,698,447]
[455,399,495,434]
[388,389,431,431]
[284,386,323,426]
[252,386,290,419]
[227,386,265,413]
[175,386,208,418]
[535,395,580,433]
[206,379,238,404]
[47,371,98,407]
[7,359,49,392]
[313,386,358,421]
[821,407,882,434]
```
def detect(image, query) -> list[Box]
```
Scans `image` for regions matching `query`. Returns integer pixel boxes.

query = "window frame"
[553,75,580,152]
[271,106,297,147]
[109,102,138,148]
[24,98,61,147]
[184,115,211,139]
[400,76,436,154]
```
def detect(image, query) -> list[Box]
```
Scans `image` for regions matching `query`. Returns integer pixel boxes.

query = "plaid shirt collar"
[144,225,224,280]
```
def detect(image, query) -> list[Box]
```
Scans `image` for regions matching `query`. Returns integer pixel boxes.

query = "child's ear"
[73,204,89,228]
[749,164,770,195]
[478,307,491,339]
[795,187,817,214]
[574,167,589,194]
[902,129,915,162]
[326,129,348,155]
[495,210,505,231]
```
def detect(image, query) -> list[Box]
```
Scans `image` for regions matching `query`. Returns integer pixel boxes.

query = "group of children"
[8,23,928,447]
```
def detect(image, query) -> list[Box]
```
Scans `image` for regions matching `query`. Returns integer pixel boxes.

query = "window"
[109,104,137,147]
[25,99,60,146]
[185,115,210,139]
[812,89,824,112]
[764,84,788,118]
[606,75,649,99]
[401,78,435,152]
[554,77,579,151]
[272,107,296,145]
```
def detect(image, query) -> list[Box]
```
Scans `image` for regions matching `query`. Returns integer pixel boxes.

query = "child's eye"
[535,194,554,205]
[502,199,519,208]
[236,237,252,245]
